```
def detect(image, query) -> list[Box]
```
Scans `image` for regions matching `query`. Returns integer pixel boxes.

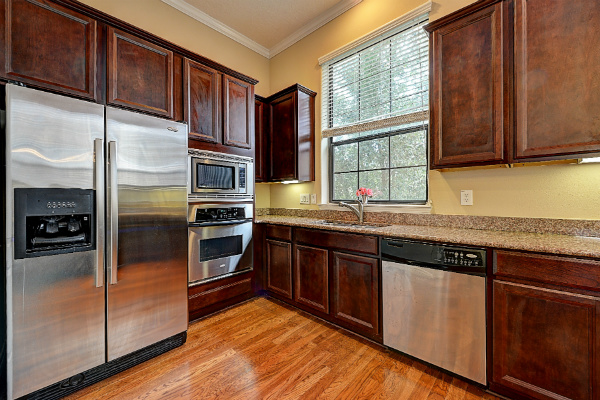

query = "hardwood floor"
[65,297,500,400]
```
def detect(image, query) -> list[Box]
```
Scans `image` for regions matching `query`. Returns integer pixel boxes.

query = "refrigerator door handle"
[94,138,105,288]
[108,140,118,285]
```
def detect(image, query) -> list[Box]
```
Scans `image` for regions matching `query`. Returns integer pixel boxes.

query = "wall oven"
[189,149,254,199]
[188,203,253,285]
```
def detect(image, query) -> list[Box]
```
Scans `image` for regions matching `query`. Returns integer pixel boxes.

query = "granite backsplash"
[256,208,600,238]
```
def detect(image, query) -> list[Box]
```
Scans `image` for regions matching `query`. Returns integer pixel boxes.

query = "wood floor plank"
[65,298,501,400]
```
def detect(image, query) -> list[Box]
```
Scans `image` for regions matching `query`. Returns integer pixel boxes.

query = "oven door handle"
[189,218,253,228]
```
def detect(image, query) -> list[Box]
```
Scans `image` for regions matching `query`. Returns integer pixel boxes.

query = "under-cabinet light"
[579,157,600,164]
[281,180,300,184]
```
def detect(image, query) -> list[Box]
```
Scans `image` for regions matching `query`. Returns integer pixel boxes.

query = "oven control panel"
[193,207,247,222]
[442,248,485,267]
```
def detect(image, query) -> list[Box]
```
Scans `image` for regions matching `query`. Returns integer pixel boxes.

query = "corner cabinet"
[0,0,100,101]
[267,84,316,182]
[254,95,268,182]
[265,225,293,300]
[491,250,600,400]
[426,0,509,168]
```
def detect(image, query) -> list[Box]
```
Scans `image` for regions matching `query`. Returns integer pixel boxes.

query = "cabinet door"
[0,0,98,100]
[269,92,297,181]
[429,2,508,168]
[223,75,253,149]
[255,97,267,182]
[332,252,379,338]
[294,244,329,314]
[107,27,173,118]
[184,59,221,143]
[492,280,600,400]
[514,0,600,160]
[266,239,292,299]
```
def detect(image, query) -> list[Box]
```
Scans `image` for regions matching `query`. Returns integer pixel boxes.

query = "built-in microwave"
[188,149,254,198]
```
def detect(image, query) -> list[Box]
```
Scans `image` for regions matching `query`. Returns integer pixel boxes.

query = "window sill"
[318,202,432,214]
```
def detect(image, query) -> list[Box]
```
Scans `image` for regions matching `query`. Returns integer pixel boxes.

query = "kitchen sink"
[315,220,390,229]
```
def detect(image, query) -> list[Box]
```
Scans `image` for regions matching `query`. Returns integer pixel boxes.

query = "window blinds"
[321,14,429,138]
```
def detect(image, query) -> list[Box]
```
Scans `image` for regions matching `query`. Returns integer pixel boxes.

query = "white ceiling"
[161,0,362,58]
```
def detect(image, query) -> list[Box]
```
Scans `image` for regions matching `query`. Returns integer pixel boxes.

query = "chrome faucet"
[339,188,373,224]
[339,200,365,224]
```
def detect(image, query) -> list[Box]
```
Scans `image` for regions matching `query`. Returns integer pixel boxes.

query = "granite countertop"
[255,215,600,259]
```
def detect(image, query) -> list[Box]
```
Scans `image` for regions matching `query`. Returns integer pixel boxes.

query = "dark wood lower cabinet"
[492,280,600,400]
[188,271,254,322]
[262,225,381,341]
[266,239,293,299]
[294,244,329,314]
[332,252,380,339]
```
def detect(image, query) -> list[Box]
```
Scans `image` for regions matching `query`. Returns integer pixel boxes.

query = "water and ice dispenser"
[13,188,95,259]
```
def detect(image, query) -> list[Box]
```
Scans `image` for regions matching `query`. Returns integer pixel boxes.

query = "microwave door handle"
[107,140,118,285]
[94,138,105,288]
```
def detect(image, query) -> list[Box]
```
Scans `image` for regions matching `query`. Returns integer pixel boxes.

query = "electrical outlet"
[300,194,310,204]
[310,194,317,204]
[460,190,473,206]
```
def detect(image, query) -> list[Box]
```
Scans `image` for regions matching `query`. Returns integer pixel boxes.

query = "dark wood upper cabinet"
[185,63,254,154]
[223,75,253,149]
[0,0,99,100]
[513,0,600,160]
[107,27,173,118]
[294,244,329,314]
[268,84,316,182]
[426,0,509,168]
[492,280,599,400]
[254,95,268,182]
[184,58,221,143]
[331,251,380,339]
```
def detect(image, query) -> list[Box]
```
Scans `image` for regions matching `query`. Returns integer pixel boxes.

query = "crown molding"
[162,0,362,59]
[269,0,362,58]
[161,0,270,58]
[318,1,432,65]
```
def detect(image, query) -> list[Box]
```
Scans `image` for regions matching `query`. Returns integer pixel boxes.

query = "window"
[321,14,429,203]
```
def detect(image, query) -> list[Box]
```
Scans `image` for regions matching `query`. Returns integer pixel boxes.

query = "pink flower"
[356,187,374,198]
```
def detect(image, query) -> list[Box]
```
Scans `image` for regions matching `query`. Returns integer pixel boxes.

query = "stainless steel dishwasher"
[382,239,487,385]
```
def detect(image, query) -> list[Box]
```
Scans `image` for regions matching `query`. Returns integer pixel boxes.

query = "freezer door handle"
[94,138,105,287]
[108,140,118,285]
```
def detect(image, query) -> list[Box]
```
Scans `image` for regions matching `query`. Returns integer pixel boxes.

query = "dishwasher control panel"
[443,248,485,267]
[381,239,486,273]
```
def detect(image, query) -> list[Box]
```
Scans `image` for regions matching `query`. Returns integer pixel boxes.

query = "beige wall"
[78,0,271,96]
[80,0,600,220]
[262,0,600,220]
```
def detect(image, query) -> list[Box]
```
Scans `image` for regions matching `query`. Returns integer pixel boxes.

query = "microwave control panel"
[239,165,246,190]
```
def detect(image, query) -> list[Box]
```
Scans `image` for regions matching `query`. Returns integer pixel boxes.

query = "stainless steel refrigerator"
[3,84,188,399]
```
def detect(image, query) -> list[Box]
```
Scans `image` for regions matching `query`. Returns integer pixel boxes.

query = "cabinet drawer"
[494,250,600,291]
[188,274,252,316]
[266,224,292,241]
[295,228,378,255]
